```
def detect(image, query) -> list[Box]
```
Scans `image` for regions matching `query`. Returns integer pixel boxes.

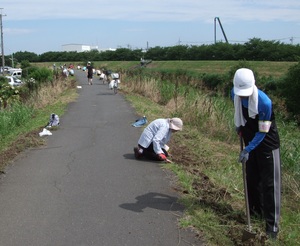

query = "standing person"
[134,118,183,162]
[86,61,93,85]
[232,68,281,240]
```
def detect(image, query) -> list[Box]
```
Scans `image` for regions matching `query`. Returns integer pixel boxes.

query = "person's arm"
[152,126,169,154]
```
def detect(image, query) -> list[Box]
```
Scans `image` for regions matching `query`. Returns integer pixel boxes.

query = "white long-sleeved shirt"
[138,118,171,154]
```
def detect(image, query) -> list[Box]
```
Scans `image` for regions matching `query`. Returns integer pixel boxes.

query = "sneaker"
[134,147,142,159]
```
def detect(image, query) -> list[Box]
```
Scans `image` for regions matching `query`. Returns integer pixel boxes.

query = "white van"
[8,69,22,78]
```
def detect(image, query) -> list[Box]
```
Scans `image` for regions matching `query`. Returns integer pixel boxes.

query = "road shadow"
[123,153,161,163]
[123,153,136,160]
[119,192,184,213]
[96,92,116,96]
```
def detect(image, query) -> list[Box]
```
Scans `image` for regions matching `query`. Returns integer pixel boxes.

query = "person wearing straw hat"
[134,118,183,162]
[232,68,281,240]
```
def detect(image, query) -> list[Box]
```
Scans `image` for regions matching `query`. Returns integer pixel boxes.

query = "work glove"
[239,149,249,164]
[157,153,167,161]
[235,126,241,135]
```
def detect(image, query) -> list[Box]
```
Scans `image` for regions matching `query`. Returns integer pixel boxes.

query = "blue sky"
[1,0,300,54]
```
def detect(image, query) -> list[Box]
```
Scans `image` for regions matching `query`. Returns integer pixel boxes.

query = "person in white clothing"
[134,118,183,162]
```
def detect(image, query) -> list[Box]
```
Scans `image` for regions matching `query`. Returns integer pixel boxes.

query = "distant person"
[140,58,145,67]
[134,118,183,162]
[86,62,93,85]
[232,68,281,240]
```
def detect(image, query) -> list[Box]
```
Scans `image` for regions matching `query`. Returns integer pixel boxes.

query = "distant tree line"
[5,38,300,66]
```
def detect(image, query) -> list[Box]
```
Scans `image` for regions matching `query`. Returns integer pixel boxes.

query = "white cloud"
[1,0,300,23]
[4,28,35,35]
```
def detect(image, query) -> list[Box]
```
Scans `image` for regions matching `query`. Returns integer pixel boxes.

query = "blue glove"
[239,149,249,164]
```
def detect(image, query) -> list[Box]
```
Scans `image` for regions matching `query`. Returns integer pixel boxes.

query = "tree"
[279,62,300,122]
[14,51,39,63]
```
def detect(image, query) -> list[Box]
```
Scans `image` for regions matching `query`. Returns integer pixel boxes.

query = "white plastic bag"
[109,80,114,89]
[111,73,119,79]
[39,128,52,137]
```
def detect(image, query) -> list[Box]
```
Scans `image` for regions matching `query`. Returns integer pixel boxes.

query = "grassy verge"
[0,77,78,172]
[122,73,299,245]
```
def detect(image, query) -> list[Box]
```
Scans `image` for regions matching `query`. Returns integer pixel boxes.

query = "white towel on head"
[234,85,258,127]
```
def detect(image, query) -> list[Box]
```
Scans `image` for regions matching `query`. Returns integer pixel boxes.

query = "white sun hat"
[169,118,183,131]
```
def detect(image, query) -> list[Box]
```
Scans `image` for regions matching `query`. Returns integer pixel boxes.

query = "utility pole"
[0,8,6,75]
[214,17,228,44]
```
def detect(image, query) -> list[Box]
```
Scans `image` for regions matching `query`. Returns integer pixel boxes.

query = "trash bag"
[39,128,52,137]
[46,113,60,128]
[132,116,147,127]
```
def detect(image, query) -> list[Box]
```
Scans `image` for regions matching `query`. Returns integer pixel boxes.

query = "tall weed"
[122,68,299,245]
[122,69,299,178]
[0,103,34,140]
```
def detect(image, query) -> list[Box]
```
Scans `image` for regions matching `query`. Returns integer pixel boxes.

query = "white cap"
[169,118,183,131]
[233,68,255,97]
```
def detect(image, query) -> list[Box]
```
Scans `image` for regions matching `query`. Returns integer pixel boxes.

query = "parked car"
[5,76,24,87]
[7,68,22,78]
[0,66,12,74]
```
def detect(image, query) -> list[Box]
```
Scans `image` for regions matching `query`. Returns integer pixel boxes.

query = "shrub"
[279,62,300,123]
[0,81,20,109]
[202,73,224,91]
[30,67,53,83]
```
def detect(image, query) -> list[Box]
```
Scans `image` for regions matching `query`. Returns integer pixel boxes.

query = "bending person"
[134,118,183,162]
[232,68,281,240]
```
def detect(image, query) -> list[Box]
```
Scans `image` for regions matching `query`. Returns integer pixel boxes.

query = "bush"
[22,66,39,78]
[202,73,224,91]
[0,79,20,109]
[279,62,300,123]
[30,67,53,83]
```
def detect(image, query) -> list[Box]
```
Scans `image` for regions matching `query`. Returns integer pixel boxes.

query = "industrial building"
[62,44,99,52]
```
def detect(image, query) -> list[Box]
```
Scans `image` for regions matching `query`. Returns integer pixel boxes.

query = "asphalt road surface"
[0,70,201,246]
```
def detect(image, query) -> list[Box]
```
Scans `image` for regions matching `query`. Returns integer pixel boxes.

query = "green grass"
[29,60,299,245]
[37,60,296,78]
[0,79,77,171]
[122,66,299,245]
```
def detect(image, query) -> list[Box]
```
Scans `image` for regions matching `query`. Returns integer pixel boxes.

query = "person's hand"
[157,153,167,161]
[235,126,241,135]
[239,149,249,164]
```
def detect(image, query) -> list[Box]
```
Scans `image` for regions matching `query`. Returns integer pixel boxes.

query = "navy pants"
[138,143,168,161]
[246,148,281,233]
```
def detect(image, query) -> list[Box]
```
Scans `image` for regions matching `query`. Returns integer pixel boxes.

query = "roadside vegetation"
[0,60,299,245]
[117,60,299,245]
[0,66,77,171]
[6,38,300,65]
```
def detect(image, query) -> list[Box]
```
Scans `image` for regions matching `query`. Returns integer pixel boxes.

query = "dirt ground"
[0,130,44,173]
[169,137,270,246]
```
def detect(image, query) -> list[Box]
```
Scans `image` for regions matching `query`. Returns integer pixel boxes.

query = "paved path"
[0,71,200,246]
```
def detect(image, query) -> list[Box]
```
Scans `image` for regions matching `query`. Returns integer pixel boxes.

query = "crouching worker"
[134,118,183,162]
